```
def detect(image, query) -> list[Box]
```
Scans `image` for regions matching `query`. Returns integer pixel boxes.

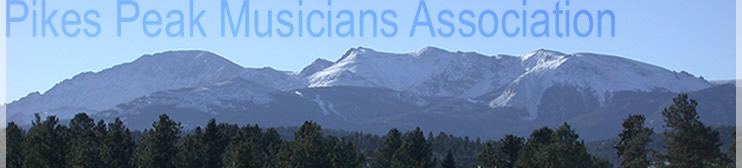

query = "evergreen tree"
[514,127,553,168]
[23,114,69,167]
[137,114,182,168]
[391,127,434,168]
[592,157,614,168]
[372,128,403,168]
[274,141,295,167]
[67,113,105,167]
[615,114,654,168]
[536,122,595,168]
[203,119,230,168]
[261,127,281,147]
[477,142,497,168]
[514,123,609,168]
[731,131,736,162]
[261,128,284,168]
[428,132,483,168]
[293,121,331,168]
[7,122,24,168]
[178,127,205,168]
[494,135,524,168]
[94,120,108,139]
[94,120,109,166]
[660,94,730,167]
[222,124,263,168]
[329,137,363,168]
[218,123,241,141]
[441,149,457,168]
[106,118,135,168]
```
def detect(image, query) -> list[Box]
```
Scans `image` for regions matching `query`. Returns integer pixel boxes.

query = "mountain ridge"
[8,50,246,122]
[7,46,726,141]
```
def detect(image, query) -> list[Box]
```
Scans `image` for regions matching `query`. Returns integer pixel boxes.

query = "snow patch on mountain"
[313,95,331,116]
[491,50,711,120]
[326,102,347,121]
[115,78,277,114]
[307,46,523,98]
[310,94,348,120]
[240,67,307,90]
[294,91,304,97]
[300,58,334,77]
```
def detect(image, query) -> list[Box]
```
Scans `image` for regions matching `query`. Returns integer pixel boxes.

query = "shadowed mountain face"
[8,47,731,140]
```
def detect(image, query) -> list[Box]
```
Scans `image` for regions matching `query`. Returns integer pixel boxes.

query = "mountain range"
[7,46,735,140]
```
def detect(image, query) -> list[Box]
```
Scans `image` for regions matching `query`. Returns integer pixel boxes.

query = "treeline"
[587,126,736,165]
[5,94,735,168]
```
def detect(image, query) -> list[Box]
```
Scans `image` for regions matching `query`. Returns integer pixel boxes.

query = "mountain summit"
[8,50,245,122]
[307,46,524,98]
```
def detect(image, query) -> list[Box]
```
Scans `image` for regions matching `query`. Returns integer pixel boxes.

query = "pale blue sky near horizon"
[5,0,735,102]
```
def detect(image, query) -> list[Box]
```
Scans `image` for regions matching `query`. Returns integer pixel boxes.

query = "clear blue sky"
[5,0,735,102]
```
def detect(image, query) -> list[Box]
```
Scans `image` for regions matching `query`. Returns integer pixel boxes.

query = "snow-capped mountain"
[8,46,728,140]
[489,50,711,120]
[307,47,523,98]
[303,47,711,120]
[7,51,246,122]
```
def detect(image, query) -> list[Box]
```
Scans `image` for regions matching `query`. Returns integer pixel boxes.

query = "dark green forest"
[5,94,736,168]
